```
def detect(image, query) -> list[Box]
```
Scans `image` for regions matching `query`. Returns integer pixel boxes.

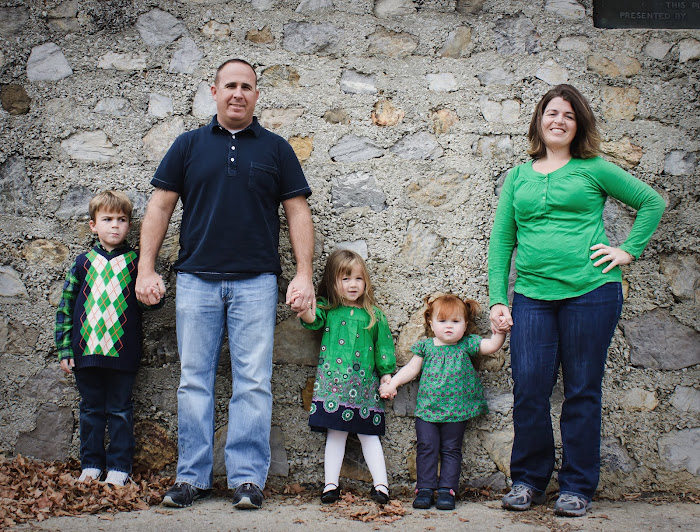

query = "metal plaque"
[594,0,700,29]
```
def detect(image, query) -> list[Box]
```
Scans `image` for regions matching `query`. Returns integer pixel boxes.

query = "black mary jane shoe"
[321,484,341,504]
[370,484,390,504]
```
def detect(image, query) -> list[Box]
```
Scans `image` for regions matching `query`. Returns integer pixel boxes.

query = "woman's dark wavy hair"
[528,84,600,159]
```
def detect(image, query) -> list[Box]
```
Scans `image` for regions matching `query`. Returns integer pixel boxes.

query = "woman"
[488,85,664,517]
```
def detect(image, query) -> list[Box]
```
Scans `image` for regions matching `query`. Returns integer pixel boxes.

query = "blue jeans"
[415,418,468,492]
[74,367,136,474]
[509,282,623,501]
[174,272,277,490]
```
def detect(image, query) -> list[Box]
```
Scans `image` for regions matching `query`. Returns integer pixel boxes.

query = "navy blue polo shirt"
[151,116,311,278]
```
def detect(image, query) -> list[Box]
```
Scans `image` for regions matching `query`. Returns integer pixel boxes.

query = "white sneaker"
[104,470,129,486]
[79,468,102,482]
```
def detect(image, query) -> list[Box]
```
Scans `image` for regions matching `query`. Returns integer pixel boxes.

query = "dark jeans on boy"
[415,418,469,492]
[74,367,136,474]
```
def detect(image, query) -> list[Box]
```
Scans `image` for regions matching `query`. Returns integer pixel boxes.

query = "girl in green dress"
[380,293,505,510]
[293,249,396,504]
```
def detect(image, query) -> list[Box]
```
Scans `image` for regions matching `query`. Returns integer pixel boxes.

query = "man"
[136,59,315,510]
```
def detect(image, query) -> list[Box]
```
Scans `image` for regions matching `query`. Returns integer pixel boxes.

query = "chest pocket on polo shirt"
[249,162,280,197]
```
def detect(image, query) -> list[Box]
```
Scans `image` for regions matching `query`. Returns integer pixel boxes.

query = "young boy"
[55,190,163,486]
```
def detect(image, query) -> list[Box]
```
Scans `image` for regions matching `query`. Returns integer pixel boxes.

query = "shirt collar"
[95,241,130,255]
[209,115,261,137]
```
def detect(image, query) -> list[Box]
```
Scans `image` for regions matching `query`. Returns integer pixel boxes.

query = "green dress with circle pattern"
[413,335,488,423]
[302,298,396,435]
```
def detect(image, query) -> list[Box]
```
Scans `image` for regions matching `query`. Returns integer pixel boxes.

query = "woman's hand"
[490,304,513,334]
[590,244,634,273]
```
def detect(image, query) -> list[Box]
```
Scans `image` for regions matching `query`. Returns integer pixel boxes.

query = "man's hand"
[286,275,315,317]
[136,270,165,305]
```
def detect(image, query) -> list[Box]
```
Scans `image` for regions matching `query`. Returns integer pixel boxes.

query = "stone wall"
[1,0,698,497]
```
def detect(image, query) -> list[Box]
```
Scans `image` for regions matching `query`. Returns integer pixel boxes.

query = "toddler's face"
[430,312,466,346]
[338,263,365,306]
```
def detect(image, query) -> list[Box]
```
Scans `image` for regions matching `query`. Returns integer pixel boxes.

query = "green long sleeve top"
[488,157,665,306]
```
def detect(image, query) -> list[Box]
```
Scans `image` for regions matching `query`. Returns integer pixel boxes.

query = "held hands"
[59,358,74,374]
[490,304,513,334]
[135,270,165,305]
[590,244,634,273]
[288,288,315,321]
[286,274,315,318]
[379,375,397,400]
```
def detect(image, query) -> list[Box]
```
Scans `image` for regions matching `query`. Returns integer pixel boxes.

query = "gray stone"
[545,0,585,19]
[493,15,540,55]
[282,22,339,54]
[340,70,377,94]
[329,135,383,162]
[660,254,700,303]
[0,266,28,298]
[478,428,514,477]
[335,241,368,259]
[621,387,658,412]
[169,37,203,74]
[392,380,419,417]
[477,66,514,86]
[621,309,700,370]
[55,186,92,220]
[155,328,179,365]
[97,52,149,70]
[670,386,700,413]
[367,27,418,58]
[440,26,471,58]
[259,108,304,129]
[15,403,73,461]
[273,316,321,366]
[536,60,568,85]
[658,428,700,475]
[26,43,73,82]
[644,38,673,60]
[601,437,637,473]
[464,471,507,491]
[332,171,387,212]
[603,198,634,247]
[148,93,173,118]
[426,72,457,92]
[374,0,415,17]
[679,38,700,63]
[136,9,188,47]
[1,84,31,115]
[485,391,513,415]
[94,97,133,116]
[192,81,217,119]
[480,98,520,124]
[398,221,443,269]
[61,130,117,162]
[557,36,589,52]
[143,118,186,162]
[340,434,371,482]
[474,135,513,159]
[213,424,227,476]
[20,368,71,403]
[324,108,350,125]
[251,0,276,9]
[269,425,290,477]
[0,155,34,215]
[48,0,78,18]
[296,0,333,13]
[390,132,442,160]
[0,6,29,38]
[664,150,697,176]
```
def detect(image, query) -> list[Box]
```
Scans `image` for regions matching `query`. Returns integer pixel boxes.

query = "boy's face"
[89,209,131,252]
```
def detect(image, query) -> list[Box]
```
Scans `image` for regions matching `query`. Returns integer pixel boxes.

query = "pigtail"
[463,298,480,335]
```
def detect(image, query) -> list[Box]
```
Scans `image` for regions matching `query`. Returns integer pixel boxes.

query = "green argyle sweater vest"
[71,245,143,373]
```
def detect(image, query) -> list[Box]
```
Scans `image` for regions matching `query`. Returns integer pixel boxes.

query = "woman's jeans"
[174,272,278,490]
[509,282,623,501]
[74,367,136,474]
[415,418,469,492]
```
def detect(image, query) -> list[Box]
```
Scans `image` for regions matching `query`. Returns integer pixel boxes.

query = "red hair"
[423,293,480,337]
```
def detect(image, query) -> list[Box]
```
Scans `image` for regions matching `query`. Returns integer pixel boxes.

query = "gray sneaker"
[501,484,546,511]
[554,493,592,517]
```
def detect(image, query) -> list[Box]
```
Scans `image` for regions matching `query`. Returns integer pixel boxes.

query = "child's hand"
[379,380,397,400]
[60,358,74,374]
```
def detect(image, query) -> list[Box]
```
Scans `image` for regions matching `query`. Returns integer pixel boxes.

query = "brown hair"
[317,249,378,329]
[423,293,480,337]
[88,190,133,222]
[214,58,257,87]
[527,84,600,159]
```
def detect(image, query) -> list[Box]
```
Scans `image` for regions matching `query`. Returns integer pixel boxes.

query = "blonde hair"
[88,190,133,222]
[423,293,480,338]
[318,249,378,329]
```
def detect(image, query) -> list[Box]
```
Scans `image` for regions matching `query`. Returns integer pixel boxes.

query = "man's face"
[211,62,259,131]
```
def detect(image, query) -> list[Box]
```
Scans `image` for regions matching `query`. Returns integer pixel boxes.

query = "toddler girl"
[293,249,396,504]
[380,293,505,510]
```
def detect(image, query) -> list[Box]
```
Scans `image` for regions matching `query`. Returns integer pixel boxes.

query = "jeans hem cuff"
[175,479,211,490]
[558,490,591,502]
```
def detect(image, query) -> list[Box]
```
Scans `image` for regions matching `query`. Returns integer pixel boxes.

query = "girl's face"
[430,310,467,346]
[338,263,366,306]
[540,96,577,153]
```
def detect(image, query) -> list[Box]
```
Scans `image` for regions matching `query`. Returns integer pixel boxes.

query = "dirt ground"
[11,491,699,532]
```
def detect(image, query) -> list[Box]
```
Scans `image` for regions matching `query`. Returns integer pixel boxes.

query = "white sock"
[324,429,348,490]
[79,468,102,481]
[358,433,388,494]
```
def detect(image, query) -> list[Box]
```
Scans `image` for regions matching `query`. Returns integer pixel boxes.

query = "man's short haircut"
[214,58,257,87]
[89,190,133,222]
